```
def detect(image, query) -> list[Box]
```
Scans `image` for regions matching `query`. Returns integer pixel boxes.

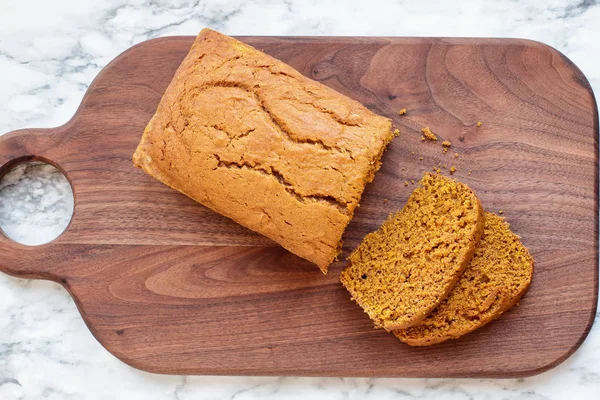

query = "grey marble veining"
[0,0,599,399]
[0,162,73,245]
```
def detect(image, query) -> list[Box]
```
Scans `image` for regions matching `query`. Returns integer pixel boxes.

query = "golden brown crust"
[395,213,534,345]
[133,29,393,272]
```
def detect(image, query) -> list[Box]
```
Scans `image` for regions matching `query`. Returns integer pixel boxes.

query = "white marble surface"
[0,0,599,398]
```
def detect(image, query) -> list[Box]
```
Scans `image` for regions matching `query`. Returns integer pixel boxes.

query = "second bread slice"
[340,173,485,330]
[394,212,534,346]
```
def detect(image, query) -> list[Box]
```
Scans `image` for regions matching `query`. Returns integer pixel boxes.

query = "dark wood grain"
[0,36,597,378]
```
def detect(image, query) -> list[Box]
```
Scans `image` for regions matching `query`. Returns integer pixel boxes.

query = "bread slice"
[394,212,534,346]
[340,173,485,330]
[133,29,394,273]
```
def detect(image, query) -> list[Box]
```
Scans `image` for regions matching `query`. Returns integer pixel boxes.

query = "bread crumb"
[477,121,483,127]
[393,128,400,136]
[421,126,438,141]
[468,170,472,175]
[433,167,441,173]
[401,167,405,171]
[411,180,415,184]
[383,198,389,203]
[499,210,504,214]
[419,156,423,161]
[411,151,415,155]
[404,181,409,187]
[449,166,457,174]
[399,109,407,115]
[443,164,447,169]
[454,153,459,158]
[441,140,451,153]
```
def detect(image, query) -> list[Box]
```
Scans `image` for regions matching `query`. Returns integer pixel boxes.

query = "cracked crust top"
[133,29,393,272]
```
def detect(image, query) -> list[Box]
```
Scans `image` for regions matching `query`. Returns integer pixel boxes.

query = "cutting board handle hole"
[0,158,74,246]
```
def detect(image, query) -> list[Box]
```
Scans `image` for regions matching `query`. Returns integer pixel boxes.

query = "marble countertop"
[1,0,599,399]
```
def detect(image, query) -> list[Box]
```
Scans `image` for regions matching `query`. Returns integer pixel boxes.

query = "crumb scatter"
[421,126,438,141]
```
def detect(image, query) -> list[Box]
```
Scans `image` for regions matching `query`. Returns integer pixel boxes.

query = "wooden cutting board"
[0,36,597,378]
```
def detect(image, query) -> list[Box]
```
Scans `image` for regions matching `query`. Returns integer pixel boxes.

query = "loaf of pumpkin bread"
[133,29,394,272]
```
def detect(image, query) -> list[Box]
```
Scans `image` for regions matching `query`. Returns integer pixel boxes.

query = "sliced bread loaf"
[394,212,534,346]
[340,173,485,330]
